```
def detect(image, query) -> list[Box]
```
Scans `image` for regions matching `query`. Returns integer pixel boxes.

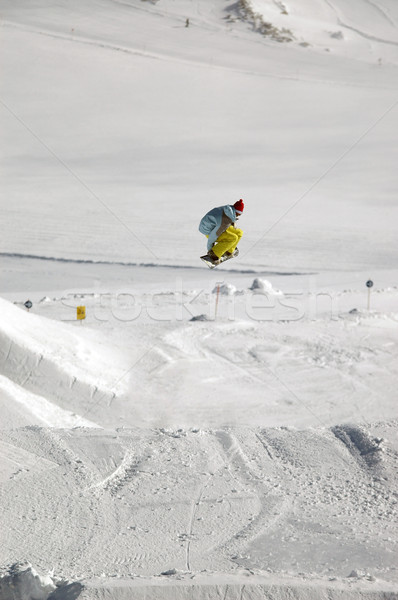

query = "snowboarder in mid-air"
[199,199,244,268]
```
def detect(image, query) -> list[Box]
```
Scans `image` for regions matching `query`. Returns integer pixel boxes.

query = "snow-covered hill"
[1,0,398,598]
[0,297,132,429]
[1,0,398,270]
[2,269,398,430]
[1,273,398,597]
[245,0,398,61]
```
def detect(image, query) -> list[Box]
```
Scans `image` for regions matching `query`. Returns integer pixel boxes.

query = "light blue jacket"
[199,205,237,251]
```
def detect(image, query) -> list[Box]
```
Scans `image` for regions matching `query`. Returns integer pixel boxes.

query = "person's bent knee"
[235,228,243,237]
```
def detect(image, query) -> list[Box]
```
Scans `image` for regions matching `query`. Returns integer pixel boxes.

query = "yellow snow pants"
[212,226,243,258]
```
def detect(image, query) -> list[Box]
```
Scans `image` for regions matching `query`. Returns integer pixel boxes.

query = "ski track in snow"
[324,0,398,45]
[214,429,290,561]
[1,424,397,594]
[0,251,306,276]
[185,473,213,572]
[363,0,397,27]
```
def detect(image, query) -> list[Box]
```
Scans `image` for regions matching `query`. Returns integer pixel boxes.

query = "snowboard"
[200,249,239,269]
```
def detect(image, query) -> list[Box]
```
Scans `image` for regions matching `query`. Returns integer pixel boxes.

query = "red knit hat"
[234,199,244,214]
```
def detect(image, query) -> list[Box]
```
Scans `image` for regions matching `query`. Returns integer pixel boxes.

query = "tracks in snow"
[325,0,398,46]
[214,429,289,561]
[185,475,213,572]
[0,424,396,580]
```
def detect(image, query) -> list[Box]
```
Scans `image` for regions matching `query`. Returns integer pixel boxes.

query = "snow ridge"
[0,298,129,428]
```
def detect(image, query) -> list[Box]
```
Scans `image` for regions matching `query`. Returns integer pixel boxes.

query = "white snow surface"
[1,0,398,271]
[1,0,398,598]
[249,277,284,295]
[0,297,130,429]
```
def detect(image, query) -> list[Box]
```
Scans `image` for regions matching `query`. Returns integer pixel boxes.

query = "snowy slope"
[3,275,398,430]
[248,0,398,61]
[1,423,397,597]
[1,0,398,598]
[0,298,131,427]
[1,0,398,270]
[0,279,398,597]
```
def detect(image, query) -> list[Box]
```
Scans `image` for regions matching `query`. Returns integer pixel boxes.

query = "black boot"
[225,248,239,258]
[208,249,220,263]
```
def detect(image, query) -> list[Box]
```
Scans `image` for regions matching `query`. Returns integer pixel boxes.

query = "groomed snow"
[1,0,398,271]
[1,0,398,598]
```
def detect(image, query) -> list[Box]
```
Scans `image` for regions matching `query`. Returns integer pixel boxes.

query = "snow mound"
[190,314,211,322]
[331,424,384,470]
[0,562,56,600]
[212,283,237,296]
[249,278,283,295]
[0,374,99,428]
[0,297,130,427]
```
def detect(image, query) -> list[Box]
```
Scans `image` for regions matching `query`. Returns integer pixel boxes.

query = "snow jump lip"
[0,252,315,277]
[78,572,398,600]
